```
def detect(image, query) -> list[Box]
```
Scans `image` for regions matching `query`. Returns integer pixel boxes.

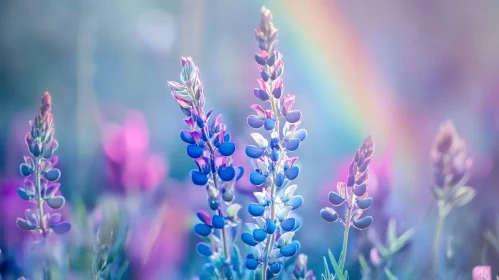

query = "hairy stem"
[35,157,49,279]
[433,210,445,277]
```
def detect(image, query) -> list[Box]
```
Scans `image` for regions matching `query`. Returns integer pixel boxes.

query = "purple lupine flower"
[472,266,491,280]
[320,136,374,278]
[17,92,71,237]
[291,254,316,280]
[168,57,245,278]
[242,7,308,279]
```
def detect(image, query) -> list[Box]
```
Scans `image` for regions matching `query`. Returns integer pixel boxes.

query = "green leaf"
[328,250,345,280]
[386,219,397,249]
[323,256,331,280]
[358,255,371,274]
[384,268,398,280]
[451,186,476,207]
[392,228,415,253]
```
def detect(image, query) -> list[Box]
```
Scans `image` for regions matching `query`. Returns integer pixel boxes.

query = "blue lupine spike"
[270,147,280,162]
[285,195,304,210]
[218,166,236,181]
[219,142,235,156]
[51,222,71,235]
[17,188,31,200]
[180,130,195,144]
[294,129,307,142]
[246,258,259,270]
[269,263,281,274]
[20,164,32,177]
[250,171,266,185]
[241,232,259,246]
[358,159,371,173]
[46,196,65,209]
[356,197,373,210]
[328,192,345,206]
[212,215,225,229]
[43,169,61,182]
[284,166,299,180]
[187,144,203,158]
[196,243,214,257]
[320,208,339,222]
[286,138,300,151]
[246,146,265,158]
[280,218,296,231]
[264,118,276,130]
[292,219,301,231]
[253,229,267,242]
[280,243,297,257]
[353,184,367,196]
[275,173,285,187]
[190,170,209,186]
[248,116,264,128]
[352,216,373,230]
[248,203,265,216]
[265,219,276,234]
[285,111,302,123]
[236,166,245,181]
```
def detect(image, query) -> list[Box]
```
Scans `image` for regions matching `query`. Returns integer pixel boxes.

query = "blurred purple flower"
[472,266,491,280]
[103,110,168,191]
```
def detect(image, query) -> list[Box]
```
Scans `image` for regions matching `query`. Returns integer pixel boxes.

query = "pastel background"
[1,0,499,279]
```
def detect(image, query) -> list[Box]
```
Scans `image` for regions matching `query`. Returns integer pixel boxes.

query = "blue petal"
[353,216,373,230]
[328,192,345,206]
[261,70,269,82]
[43,169,61,182]
[51,222,71,235]
[272,85,282,98]
[286,139,300,151]
[257,89,270,101]
[320,209,338,222]
[253,229,267,242]
[264,118,276,130]
[195,223,213,236]
[248,116,264,128]
[294,129,308,142]
[356,197,373,210]
[250,172,266,186]
[212,215,225,229]
[16,218,36,231]
[224,133,231,142]
[284,166,299,180]
[180,106,191,116]
[246,146,265,159]
[187,145,203,158]
[190,170,208,186]
[219,142,236,156]
[280,218,296,231]
[20,164,32,177]
[292,219,301,231]
[285,111,302,123]
[270,147,279,162]
[248,203,265,216]
[285,196,304,210]
[17,188,31,200]
[180,130,195,144]
[209,199,219,211]
[275,173,285,188]
[46,196,65,209]
[353,184,367,196]
[269,263,281,274]
[218,166,235,181]
[241,232,259,246]
[280,243,297,257]
[236,166,245,181]
[255,54,267,66]
[292,240,301,252]
[265,219,276,234]
[245,258,259,270]
[196,243,213,257]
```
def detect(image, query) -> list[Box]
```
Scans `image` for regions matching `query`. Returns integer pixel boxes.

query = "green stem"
[35,157,49,279]
[338,206,352,272]
[433,210,445,278]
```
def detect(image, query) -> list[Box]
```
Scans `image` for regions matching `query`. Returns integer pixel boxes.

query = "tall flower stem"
[338,190,356,271]
[35,158,50,280]
[433,210,445,277]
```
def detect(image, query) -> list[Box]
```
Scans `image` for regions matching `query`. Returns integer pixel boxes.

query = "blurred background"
[1,0,499,279]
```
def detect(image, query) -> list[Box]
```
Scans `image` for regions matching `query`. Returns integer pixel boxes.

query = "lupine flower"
[320,136,374,279]
[168,57,245,278]
[241,7,308,279]
[291,254,315,280]
[431,121,474,276]
[472,266,491,280]
[16,92,71,276]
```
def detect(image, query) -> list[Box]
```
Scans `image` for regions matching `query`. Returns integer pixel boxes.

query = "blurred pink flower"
[473,266,491,280]
[103,110,168,191]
